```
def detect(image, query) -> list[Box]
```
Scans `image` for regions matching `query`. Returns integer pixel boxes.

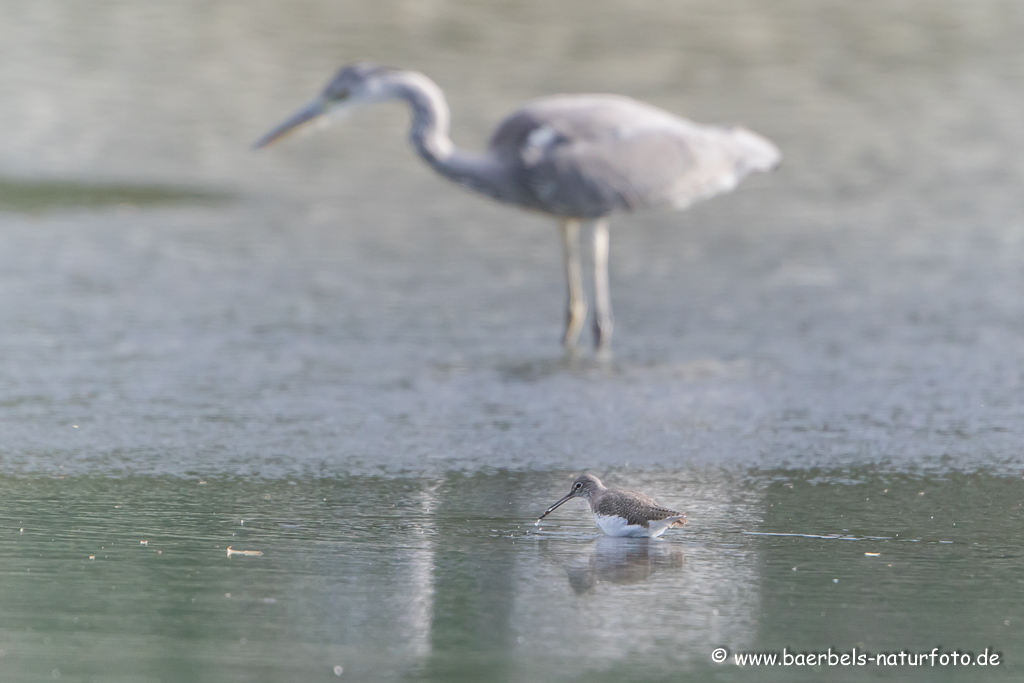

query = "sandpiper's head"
[536,474,606,522]
[567,474,604,500]
[254,62,400,148]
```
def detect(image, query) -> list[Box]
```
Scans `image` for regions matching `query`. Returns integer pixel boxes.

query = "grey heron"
[256,62,780,353]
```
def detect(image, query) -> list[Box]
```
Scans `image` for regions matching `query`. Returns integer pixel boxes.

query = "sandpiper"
[536,474,687,538]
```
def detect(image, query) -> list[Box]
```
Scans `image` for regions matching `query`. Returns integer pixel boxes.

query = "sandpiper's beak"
[536,491,577,522]
[254,98,328,149]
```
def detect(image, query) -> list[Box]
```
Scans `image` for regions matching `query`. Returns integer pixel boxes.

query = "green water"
[0,469,1019,681]
[0,178,228,213]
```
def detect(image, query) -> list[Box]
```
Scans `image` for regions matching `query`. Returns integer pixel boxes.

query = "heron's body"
[537,474,687,538]
[484,94,780,218]
[256,63,780,352]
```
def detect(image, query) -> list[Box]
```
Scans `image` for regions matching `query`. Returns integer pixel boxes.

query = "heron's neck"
[389,71,510,201]
[388,72,454,164]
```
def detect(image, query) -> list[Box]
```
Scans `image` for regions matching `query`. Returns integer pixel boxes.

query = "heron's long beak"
[254,98,328,149]
[536,491,577,522]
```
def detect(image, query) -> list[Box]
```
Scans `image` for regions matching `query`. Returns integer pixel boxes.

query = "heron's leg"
[592,218,613,353]
[559,218,587,349]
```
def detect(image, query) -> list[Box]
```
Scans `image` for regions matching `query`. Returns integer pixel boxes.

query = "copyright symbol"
[712,647,728,664]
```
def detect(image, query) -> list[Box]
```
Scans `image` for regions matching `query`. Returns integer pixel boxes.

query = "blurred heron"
[256,63,780,353]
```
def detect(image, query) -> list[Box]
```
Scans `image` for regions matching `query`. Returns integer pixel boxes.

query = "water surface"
[1,469,1021,681]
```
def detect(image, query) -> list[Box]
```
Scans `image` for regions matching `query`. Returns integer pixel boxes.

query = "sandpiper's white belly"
[594,513,654,538]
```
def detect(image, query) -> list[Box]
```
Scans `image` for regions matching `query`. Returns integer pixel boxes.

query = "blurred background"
[1,1,1024,681]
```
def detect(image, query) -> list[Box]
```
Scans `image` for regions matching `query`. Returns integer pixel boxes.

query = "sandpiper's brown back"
[591,488,686,528]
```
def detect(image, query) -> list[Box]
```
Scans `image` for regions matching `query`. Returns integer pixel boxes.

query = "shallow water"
[1,469,1021,681]
[1,0,1024,680]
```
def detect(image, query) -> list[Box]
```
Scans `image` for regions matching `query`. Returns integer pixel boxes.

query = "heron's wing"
[533,129,741,217]
[490,95,776,218]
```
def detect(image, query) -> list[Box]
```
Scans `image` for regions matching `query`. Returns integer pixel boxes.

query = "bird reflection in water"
[543,536,685,595]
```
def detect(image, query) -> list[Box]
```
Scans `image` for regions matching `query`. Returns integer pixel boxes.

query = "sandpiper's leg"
[592,218,613,353]
[559,218,587,349]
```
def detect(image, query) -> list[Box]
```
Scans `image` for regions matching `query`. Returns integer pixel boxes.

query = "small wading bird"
[536,474,686,538]
[256,63,780,353]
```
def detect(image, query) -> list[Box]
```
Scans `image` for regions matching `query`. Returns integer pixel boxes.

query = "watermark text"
[711,647,1000,668]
